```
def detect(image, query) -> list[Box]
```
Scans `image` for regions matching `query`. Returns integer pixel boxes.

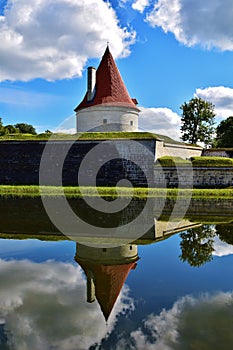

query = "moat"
[0,197,232,349]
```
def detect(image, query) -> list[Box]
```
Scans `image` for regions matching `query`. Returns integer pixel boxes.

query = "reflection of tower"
[75,244,139,321]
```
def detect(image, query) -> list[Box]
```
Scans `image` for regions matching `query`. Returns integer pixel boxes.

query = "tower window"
[103,119,107,124]
[130,121,133,126]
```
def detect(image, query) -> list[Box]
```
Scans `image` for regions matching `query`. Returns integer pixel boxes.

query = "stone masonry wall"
[155,141,202,160]
[202,149,233,158]
[0,140,232,188]
[0,139,156,187]
[154,166,233,188]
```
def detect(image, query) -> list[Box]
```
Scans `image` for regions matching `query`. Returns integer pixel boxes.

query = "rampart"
[0,140,155,187]
[0,140,232,188]
[154,166,233,188]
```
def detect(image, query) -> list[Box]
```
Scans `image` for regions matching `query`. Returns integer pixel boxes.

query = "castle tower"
[74,46,140,132]
[75,244,139,321]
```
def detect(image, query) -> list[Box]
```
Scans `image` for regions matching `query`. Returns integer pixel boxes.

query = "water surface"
[0,198,232,349]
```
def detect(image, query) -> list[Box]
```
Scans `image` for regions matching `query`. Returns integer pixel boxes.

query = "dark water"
[0,198,232,349]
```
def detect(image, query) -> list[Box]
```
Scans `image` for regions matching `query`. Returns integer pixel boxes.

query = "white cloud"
[213,235,233,257]
[130,292,233,349]
[146,0,233,51]
[139,106,181,140]
[55,128,76,134]
[0,258,134,349]
[0,0,136,82]
[195,86,233,119]
[54,114,76,133]
[132,0,150,13]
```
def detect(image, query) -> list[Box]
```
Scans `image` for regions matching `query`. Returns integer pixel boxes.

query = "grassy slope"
[157,156,233,167]
[0,132,158,141]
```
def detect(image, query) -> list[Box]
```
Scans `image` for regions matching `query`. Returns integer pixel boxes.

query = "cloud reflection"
[130,292,233,350]
[0,259,134,350]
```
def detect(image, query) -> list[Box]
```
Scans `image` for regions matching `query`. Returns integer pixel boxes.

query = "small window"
[103,248,107,252]
[103,119,107,124]
[130,121,133,126]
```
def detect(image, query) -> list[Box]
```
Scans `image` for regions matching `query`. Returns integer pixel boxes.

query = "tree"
[4,124,19,134]
[0,118,4,135]
[180,97,215,146]
[214,116,233,148]
[179,225,215,267]
[14,123,37,134]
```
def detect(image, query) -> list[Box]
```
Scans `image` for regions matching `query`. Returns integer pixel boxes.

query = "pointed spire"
[74,46,138,112]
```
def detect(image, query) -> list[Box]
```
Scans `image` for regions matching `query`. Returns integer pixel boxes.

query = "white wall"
[76,105,139,132]
[156,141,202,160]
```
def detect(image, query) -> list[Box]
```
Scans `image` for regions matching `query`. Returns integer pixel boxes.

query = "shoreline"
[0,185,232,199]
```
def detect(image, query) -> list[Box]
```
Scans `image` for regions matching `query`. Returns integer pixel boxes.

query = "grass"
[0,132,160,141]
[156,156,233,167]
[0,232,68,241]
[156,156,191,167]
[0,132,200,146]
[191,156,233,167]
[0,185,232,199]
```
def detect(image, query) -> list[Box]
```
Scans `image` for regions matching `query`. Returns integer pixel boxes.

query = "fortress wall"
[154,166,233,188]
[0,140,231,188]
[0,139,156,187]
[202,149,233,158]
[162,143,202,159]
[155,141,202,160]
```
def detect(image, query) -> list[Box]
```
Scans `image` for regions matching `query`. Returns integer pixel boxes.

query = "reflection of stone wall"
[0,197,232,241]
[154,166,233,188]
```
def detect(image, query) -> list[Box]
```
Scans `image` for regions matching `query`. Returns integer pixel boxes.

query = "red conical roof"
[74,46,139,112]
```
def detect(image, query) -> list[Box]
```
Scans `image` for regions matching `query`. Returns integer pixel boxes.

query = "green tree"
[4,124,19,134]
[179,225,215,267]
[214,116,233,148]
[0,118,4,135]
[14,123,37,134]
[180,97,215,146]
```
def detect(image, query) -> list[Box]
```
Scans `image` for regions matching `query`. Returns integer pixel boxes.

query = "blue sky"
[1,0,233,139]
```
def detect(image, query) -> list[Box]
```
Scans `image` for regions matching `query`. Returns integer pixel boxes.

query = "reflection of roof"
[77,260,137,321]
[75,46,139,112]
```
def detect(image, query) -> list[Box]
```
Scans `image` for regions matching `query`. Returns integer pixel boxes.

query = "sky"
[1,0,233,140]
